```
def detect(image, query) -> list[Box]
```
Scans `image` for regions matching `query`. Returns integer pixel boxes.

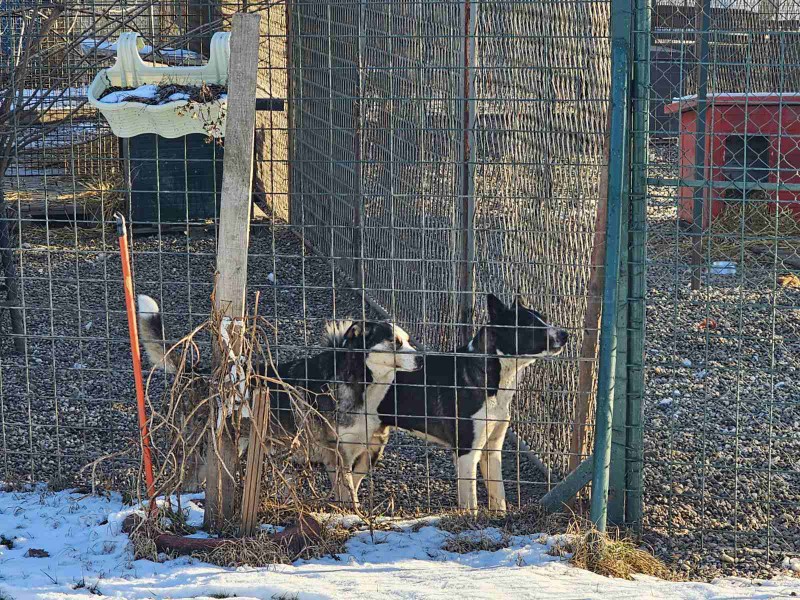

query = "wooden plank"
[240,388,270,536]
[214,12,260,318]
[203,12,262,534]
[750,244,800,271]
[569,127,611,475]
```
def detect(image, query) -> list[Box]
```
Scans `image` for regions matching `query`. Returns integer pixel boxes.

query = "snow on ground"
[0,489,798,600]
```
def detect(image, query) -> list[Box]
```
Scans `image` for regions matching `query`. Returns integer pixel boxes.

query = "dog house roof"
[665,93,800,114]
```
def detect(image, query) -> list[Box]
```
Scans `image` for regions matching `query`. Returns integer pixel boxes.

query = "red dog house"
[664,93,800,227]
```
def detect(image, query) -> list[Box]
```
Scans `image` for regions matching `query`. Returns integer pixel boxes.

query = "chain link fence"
[640,0,800,578]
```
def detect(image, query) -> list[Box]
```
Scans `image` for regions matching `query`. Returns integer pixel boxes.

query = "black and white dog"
[368,294,568,513]
[136,295,420,508]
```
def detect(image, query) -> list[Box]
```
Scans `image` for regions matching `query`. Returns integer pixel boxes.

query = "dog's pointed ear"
[487,294,506,321]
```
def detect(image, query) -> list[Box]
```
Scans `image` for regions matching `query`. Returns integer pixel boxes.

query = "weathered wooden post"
[203,12,261,533]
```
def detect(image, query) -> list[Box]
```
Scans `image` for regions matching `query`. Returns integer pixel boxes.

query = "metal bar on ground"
[204,12,262,534]
[590,0,632,532]
[541,455,594,513]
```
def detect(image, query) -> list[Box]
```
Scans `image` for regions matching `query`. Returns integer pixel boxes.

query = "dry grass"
[441,530,511,554]
[553,521,674,581]
[438,510,671,580]
[710,197,800,258]
[142,292,345,512]
[122,294,365,566]
[128,510,351,567]
[713,197,800,238]
[437,505,550,537]
[3,173,125,225]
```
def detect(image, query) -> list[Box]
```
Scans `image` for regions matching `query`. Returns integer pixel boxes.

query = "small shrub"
[558,523,673,581]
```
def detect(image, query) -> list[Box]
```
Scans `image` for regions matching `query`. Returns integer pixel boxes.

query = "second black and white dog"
[368,294,568,514]
[136,295,420,508]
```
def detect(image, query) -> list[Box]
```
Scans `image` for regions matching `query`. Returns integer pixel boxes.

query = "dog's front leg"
[351,425,390,496]
[455,450,481,514]
[480,419,509,514]
[325,448,360,510]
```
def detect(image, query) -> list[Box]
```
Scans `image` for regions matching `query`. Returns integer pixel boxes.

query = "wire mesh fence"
[1,0,799,582]
[639,0,800,578]
[288,0,610,485]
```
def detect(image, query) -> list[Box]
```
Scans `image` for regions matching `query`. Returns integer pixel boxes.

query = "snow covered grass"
[0,487,798,600]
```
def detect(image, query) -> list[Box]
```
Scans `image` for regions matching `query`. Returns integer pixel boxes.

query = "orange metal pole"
[115,213,156,503]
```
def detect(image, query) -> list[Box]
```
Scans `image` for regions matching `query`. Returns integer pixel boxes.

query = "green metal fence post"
[590,0,633,532]
[608,136,631,526]
[626,0,651,532]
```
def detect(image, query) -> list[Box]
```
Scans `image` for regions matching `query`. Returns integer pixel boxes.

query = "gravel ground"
[0,221,548,512]
[642,142,800,579]
[2,141,798,581]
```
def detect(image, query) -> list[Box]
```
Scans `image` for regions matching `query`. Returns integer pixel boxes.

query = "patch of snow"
[80,39,204,62]
[98,84,159,104]
[783,557,800,573]
[79,38,118,54]
[0,488,798,600]
[14,88,89,112]
[154,48,204,60]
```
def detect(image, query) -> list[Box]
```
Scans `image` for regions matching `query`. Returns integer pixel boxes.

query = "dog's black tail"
[137,294,179,373]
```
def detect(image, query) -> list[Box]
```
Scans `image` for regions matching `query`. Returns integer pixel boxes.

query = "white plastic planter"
[88,32,230,138]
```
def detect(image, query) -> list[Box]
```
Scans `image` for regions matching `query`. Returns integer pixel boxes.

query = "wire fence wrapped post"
[625,0,651,531]
[590,0,631,532]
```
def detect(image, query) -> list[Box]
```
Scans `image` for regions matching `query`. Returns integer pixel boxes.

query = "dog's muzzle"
[549,328,569,351]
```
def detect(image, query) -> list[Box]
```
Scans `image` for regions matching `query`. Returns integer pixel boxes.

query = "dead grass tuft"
[441,530,511,554]
[438,505,548,537]
[437,511,671,580]
[202,521,350,568]
[128,517,160,562]
[556,521,674,581]
[710,196,800,259]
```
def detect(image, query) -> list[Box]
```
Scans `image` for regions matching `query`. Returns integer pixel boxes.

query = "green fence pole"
[608,138,630,526]
[625,0,651,532]
[590,0,632,532]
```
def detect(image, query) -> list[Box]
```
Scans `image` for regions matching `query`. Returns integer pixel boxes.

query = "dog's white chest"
[337,381,389,447]
[486,355,534,413]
